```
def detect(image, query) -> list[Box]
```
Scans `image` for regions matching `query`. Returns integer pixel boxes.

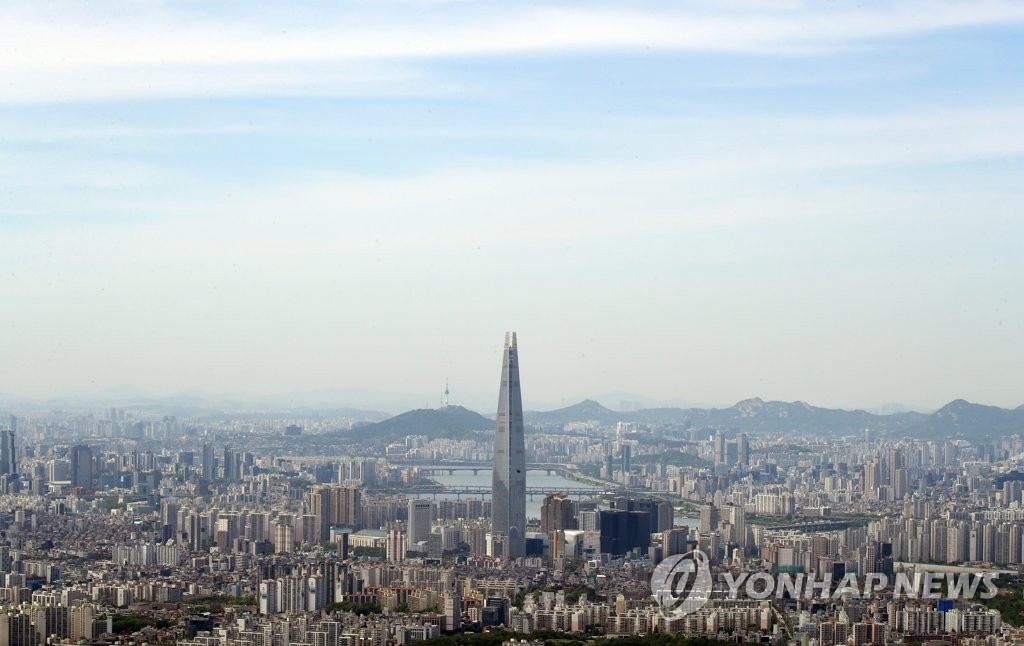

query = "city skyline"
[2,3,1023,644]
[2,1,1023,411]
[0,329,1022,644]
[0,372,1020,417]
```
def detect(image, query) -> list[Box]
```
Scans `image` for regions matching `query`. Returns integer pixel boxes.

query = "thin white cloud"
[3,134,1020,404]
[6,104,1022,251]
[1,1,1022,102]
[2,98,1021,405]
[0,123,259,143]
[0,61,446,103]
[3,105,1022,224]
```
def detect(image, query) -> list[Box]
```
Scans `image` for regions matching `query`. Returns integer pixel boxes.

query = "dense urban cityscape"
[0,334,1021,646]
[4,0,1022,644]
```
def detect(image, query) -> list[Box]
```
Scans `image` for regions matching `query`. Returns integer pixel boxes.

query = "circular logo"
[651,549,712,619]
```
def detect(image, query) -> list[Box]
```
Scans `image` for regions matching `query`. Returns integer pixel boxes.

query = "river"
[429,468,697,523]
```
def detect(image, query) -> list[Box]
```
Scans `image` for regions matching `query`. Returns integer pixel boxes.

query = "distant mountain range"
[525,398,913,433]
[324,397,1024,445]
[0,391,389,421]
[904,399,1024,439]
[525,397,1024,439]
[5,390,1022,443]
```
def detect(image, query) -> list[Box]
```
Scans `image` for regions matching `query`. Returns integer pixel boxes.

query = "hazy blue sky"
[1,1,1022,412]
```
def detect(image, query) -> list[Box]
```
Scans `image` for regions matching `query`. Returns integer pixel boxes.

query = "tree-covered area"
[417,630,748,646]
[325,601,383,615]
[981,578,1024,626]
[609,636,755,646]
[417,630,583,646]
[655,452,711,469]
[536,585,598,604]
[109,614,171,634]
[187,595,258,612]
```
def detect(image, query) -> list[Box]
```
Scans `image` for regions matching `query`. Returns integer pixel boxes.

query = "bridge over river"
[377,460,673,503]
[386,460,572,475]
[369,483,653,499]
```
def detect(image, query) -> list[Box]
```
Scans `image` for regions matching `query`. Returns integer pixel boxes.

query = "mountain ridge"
[526,397,1019,439]
[330,405,493,444]
[904,399,1024,439]
[8,393,1020,443]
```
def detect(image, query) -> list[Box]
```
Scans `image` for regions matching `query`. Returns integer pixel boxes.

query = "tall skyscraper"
[700,503,719,532]
[713,430,726,466]
[0,430,15,477]
[492,331,526,559]
[443,576,461,631]
[865,459,882,499]
[201,443,217,481]
[662,527,689,557]
[408,499,432,544]
[894,468,909,500]
[386,528,407,563]
[723,503,747,547]
[540,493,576,535]
[598,508,651,557]
[0,429,16,494]
[887,447,904,485]
[309,484,362,541]
[70,445,93,490]
[223,445,241,483]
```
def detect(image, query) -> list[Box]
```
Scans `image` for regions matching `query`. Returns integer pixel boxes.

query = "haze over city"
[2,1,1023,412]
[4,5,1024,645]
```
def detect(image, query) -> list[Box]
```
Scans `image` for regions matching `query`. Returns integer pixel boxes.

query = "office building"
[223,445,241,483]
[69,446,92,490]
[599,509,651,556]
[408,499,432,544]
[700,504,719,532]
[492,331,526,559]
[540,493,576,535]
[202,443,216,482]
[662,527,689,557]
[0,430,15,477]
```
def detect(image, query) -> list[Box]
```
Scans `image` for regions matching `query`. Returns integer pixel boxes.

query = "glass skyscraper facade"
[491,332,526,559]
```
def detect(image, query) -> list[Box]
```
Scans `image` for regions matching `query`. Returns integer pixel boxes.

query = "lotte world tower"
[491,332,526,559]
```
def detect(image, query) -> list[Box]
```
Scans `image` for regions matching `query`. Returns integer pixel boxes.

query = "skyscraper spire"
[492,331,526,559]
